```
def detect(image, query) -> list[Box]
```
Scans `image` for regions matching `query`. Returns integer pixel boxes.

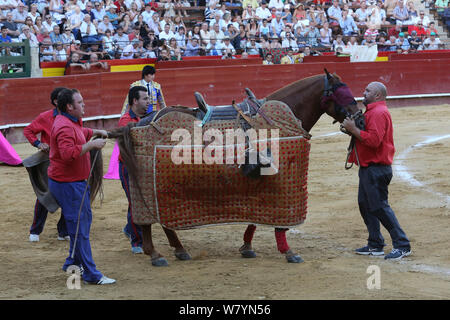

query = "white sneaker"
[57,236,70,241]
[29,234,39,242]
[95,276,116,285]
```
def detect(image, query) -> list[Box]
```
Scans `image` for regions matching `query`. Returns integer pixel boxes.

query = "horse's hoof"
[151,257,169,267]
[286,254,304,263]
[175,252,192,261]
[240,250,257,258]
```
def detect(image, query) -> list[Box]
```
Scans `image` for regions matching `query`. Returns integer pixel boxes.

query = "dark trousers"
[49,178,103,283]
[119,161,143,248]
[30,199,68,237]
[358,165,410,251]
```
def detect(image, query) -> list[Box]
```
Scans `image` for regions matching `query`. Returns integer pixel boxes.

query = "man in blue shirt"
[339,10,359,36]
[0,26,12,43]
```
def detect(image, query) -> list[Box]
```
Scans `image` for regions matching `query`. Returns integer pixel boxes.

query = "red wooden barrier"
[1,59,450,126]
[389,52,450,61]
[302,55,350,63]
[155,57,262,69]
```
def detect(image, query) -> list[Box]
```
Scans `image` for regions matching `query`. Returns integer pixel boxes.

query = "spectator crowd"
[0,0,447,66]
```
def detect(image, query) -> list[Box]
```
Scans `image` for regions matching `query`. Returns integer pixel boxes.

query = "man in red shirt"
[342,82,411,261]
[24,87,68,243]
[118,86,149,254]
[48,88,115,285]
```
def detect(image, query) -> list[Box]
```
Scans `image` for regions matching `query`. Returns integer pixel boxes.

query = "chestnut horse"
[108,69,359,266]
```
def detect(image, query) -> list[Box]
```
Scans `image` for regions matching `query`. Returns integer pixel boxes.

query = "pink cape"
[103,142,120,180]
[0,133,22,165]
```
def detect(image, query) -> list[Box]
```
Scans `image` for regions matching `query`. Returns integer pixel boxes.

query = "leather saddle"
[194,88,265,123]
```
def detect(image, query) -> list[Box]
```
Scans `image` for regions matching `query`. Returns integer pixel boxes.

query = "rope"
[70,149,100,260]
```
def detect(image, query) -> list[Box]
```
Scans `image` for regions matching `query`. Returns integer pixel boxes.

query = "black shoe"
[355,245,384,256]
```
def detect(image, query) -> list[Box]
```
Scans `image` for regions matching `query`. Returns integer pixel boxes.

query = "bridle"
[321,75,365,169]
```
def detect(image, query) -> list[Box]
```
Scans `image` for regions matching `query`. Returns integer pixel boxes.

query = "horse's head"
[321,69,359,123]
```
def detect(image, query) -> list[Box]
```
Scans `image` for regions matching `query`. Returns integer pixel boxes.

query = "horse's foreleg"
[275,228,303,263]
[162,226,191,261]
[239,224,257,258]
[141,224,168,266]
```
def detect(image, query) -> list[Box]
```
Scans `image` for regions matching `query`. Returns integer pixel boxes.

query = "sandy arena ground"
[1,104,449,300]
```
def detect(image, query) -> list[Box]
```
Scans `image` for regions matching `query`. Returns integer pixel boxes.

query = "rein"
[341,110,365,170]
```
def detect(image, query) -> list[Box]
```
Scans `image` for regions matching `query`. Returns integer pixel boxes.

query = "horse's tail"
[89,148,103,204]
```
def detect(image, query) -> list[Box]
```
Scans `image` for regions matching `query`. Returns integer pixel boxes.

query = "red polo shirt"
[348,100,395,167]
[48,113,93,182]
[23,108,58,147]
[118,109,140,163]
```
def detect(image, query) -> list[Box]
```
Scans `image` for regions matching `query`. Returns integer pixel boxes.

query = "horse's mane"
[265,74,324,101]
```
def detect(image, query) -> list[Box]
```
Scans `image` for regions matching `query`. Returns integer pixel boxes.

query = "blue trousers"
[30,199,68,237]
[358,165,410,251]
[119,161,143,248]
[49,178,103,283]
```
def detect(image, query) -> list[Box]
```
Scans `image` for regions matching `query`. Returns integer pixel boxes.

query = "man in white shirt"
[210,23,225,44]
[97,15,114,35]
[42,14,58,33]
[92,2,106,21]
[206,37,224,56]
[113,26,129,51]
[80,13,98,43]
[147,12,160,36]
[414,10,431,27]
[327,0,342,25]
[77,0,89,11]
[174,26,187,49]
[121,38,139,59]
[255,1,272,21]
[18,25,39,47]
[141,3,154,26]
[271,13,284,37]
[11,2,27,31]
[209,12,223,28]
[221,36,235,55]
[158,23,175,42]
[423,32,442,50]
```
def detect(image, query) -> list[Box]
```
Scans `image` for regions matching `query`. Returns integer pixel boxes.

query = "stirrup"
[194,92,208,114]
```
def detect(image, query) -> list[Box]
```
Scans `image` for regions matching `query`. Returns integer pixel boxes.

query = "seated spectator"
[293,4,307,23]
[61,27,76,44]
[0,25,12,43]
[27,4,41,24]
[206,37,224,56]
[262,52,274,64]
[319,22,332,48]
[327,0,342,26]
[141,40,157,58]
[332,34,345,52]
[121,38,140,59]
[408,21,427,37]
[425,22,438,37]
[18,25,39,47]
[50,25,63,44]
[105,4,120,27]
[271,13,285,37]
[54,42,69,61]
[170,47,182,61]
[174,26,187,50]
[415,10,431,27]
[113,26,129,53]
[404,0,418,25]
[11,2,27,31]
[147,12,161,36]
[65,52,87,72]
[119,13,134,35]
[92,2,106,22]
[385,35,399,51]
[221,36,236,55]
[377,35,391,52]
[392,0,409,25]
[246,36,262,54]
[42,14,58,33]
[395,32,410,51]
[423,32,443,50]
[37,27,51,43]
[281,5,293,25]
[184,36,202,56]
[200,22,210,47]
[241,51,249,59]
[88,42,109,60]
[354,1,371,27]
[281,29,297,49]
[269,0,284,14]
[388,22,402,38]
[384,0,398,24]
[242,4,256,23]
[301,21,320,47]
[80,14,100,44]
[368,1,387,29]
[3,12,20,38]
[435,0,449,14]
[102,29,116,57]
[82,1,96,22]
[157,48,170,61]
[98,15,114,36]
[280,47,303,64]
[364,24,379,40]
[70,39,91,59]
[408,30,423,52]
[255,1,272,22]
[211,23,226,44]
[159,23,176,42]
[39,39,56,62]
[86,52,108,70]
[340,10,359,36]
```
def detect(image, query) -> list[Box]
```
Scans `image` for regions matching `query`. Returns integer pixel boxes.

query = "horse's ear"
[324,68,332,80]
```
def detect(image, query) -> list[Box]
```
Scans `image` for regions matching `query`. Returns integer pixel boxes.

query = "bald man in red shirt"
[342,82,411,261]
